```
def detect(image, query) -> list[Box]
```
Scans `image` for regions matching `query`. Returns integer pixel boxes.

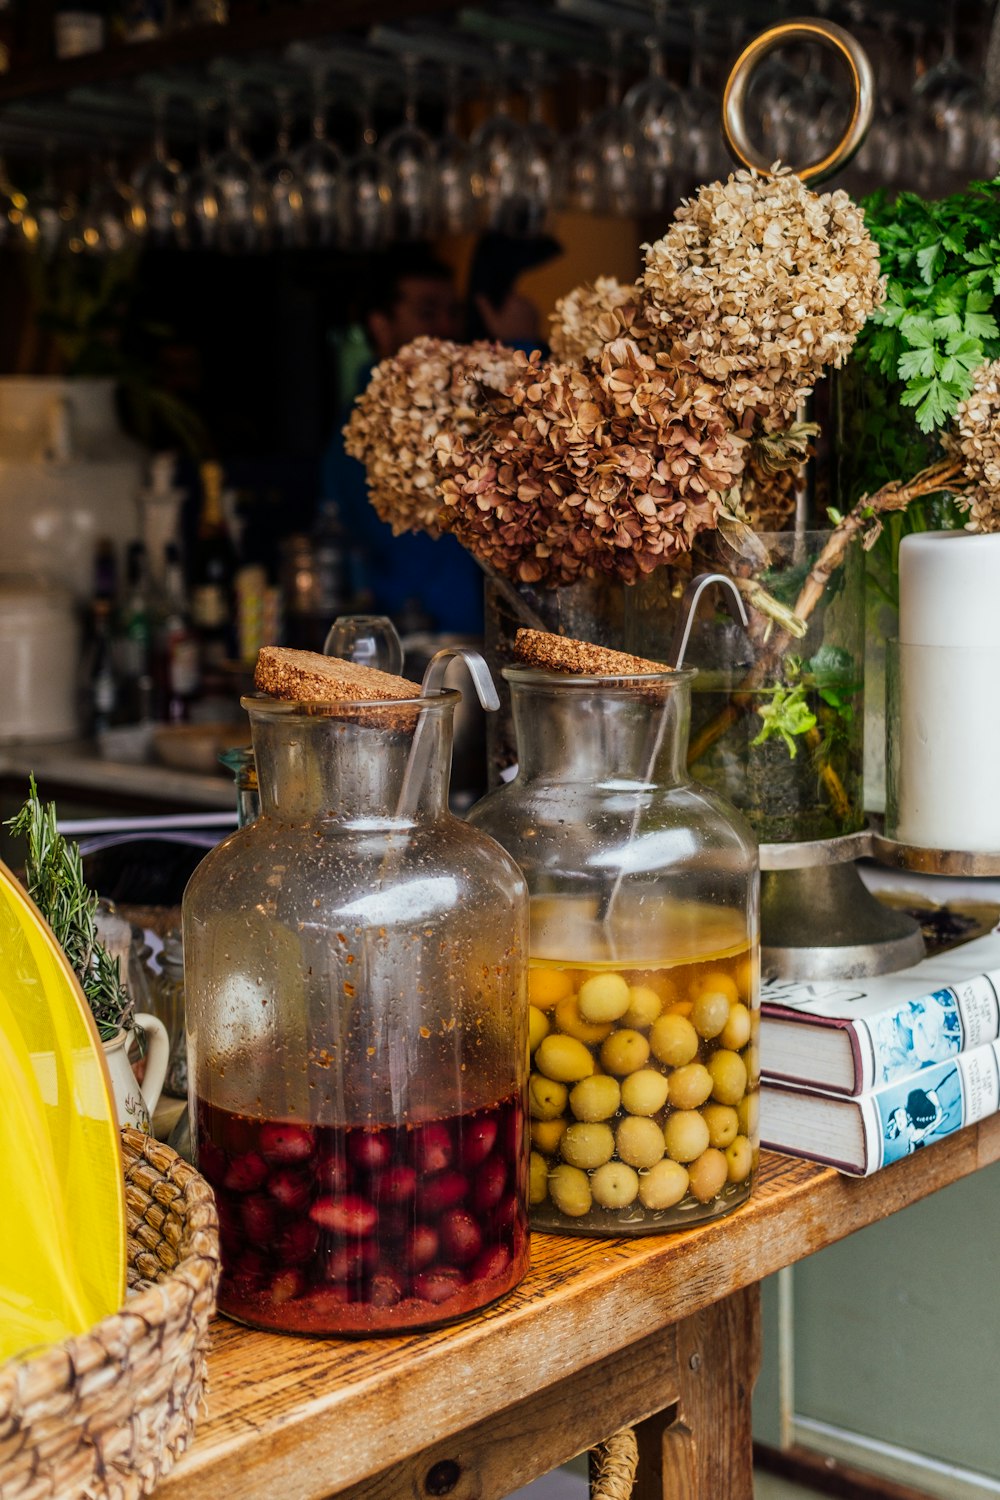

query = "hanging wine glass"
[261,84,307,249]
[470,43,529,232]
[505,50,557,235]
[679,5,725,185]
[588,32,641,218]
[378,53,438,240]
[557,62,601,215]
[0,157,39,252]
[434,65,479,235]
[209,82,267,254]
[913,0,982,183]
[622,0,684,214]
[341,76,394,252]
[181,96,223,251]
[132,90,186,247]
[293,60,344,248]
[77,154,142,255]
[30,147,72,259]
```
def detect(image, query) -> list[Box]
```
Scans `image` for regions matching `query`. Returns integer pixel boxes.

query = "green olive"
[548,1162,592,1218]
[638,1159,689,1210]
[530,1118,567,1153]
[663,1109,711,1163]
[554,993,613,1044]
[590,1161,640,1209]
[700,1103,739,1149]
[535,1033,596,1084]
[687,1147,729,1203]
[649,1013,699,1068]
[529,1151,549,1204]
[691,969,738,1005]
[708,1049,748,1106]
[528,1005,550,1053]
[529,1072,569,1120]
[620,1068,670,1117]
[691,989,731,1040]
[528,967,573,1010]
[725,1134,754,1183]
[577,971,631,1023]
[561,1122,616,1170]
[622,984,663,1030]
[569,1073,621,1122]
[599,1029,651,1076]
[667,1062,714,1109]
[720,1001,752,1051]
[615,1115,666,1169]
[737,1090,759,1138]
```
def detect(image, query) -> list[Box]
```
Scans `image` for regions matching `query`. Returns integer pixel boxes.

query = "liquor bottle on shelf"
[190,460,236,685]
[118,540,154,724]
[87,598,119,735]
[154,542,200,722]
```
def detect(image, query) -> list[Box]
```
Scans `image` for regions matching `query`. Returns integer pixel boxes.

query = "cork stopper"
[512,629,671,677]
[255,646,419,704]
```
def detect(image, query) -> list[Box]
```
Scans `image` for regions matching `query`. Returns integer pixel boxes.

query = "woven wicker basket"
[0,1128,220,1500]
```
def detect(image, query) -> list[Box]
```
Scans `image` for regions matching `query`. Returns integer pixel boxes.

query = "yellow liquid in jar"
[527,939,759,1234]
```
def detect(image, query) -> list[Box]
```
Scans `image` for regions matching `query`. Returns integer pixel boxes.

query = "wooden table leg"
[632,1284,761,1500]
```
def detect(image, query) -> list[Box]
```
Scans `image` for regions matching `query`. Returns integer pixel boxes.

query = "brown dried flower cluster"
[549,277,652,365]
[346,169,882,587]
[343,336,520,535]
[640,167,884,423]
[436,347,746,585]
[952,361,1000,532]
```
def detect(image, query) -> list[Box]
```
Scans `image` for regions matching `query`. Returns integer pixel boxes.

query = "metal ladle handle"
[722,18,875,185]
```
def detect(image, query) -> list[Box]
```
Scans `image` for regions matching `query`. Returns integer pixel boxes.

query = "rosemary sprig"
[5,776,133,1042]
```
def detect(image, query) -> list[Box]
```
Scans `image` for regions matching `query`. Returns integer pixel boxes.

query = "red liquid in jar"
[196,1095,529,1335]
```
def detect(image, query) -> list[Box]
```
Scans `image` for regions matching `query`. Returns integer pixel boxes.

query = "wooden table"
[156,1118,1000,1500]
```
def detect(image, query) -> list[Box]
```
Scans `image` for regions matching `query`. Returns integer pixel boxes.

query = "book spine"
[862,1038,1000,1174]
[854,972,1000,1094]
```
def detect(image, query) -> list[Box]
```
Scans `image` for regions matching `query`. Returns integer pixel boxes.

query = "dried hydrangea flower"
[640,166,884,423]
[437,349,747,586]
[549,276,653,365]
[952,360,1000,532]
[343,336,520,535]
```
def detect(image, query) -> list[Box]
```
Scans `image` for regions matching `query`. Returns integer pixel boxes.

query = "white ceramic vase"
[102,1013,170,1133]
[0,376,145,602]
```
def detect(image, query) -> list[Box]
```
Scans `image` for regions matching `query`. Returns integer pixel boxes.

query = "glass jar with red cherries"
[182,686,529,1335]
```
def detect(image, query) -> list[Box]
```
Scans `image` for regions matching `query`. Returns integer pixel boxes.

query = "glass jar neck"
[245,696,456,823]
[506,671,692,786]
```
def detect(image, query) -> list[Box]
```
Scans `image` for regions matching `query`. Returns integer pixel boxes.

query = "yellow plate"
[0,858,126,1362]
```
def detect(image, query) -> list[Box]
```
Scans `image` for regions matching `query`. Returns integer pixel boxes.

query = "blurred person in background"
[322,245,483,636]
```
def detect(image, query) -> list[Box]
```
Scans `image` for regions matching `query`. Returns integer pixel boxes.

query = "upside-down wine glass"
[378,53,438,241]
[622,0,684,214]
[262,84,307,249]
[132,90,186,247]
[341,75,394,251]
[293,60,344,248]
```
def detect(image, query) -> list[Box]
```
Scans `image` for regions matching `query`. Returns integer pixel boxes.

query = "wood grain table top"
[156,1119,1000,1500]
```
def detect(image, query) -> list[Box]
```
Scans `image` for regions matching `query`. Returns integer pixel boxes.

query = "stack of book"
[759,930,1000,1175]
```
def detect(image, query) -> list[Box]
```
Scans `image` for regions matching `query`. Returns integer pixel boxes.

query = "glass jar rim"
[501,665,696,689]
[240,688,461,716]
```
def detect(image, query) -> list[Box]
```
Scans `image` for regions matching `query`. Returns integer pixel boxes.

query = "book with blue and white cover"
[760,929,1000,1096]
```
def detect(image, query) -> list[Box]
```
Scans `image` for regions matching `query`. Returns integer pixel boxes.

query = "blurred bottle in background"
[117,539,154,723]
[154,542,200,722]
[190,460,236,685]
[279,499,348,651]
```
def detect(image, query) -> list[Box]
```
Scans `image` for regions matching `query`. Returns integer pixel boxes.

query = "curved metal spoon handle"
[722,18,875,184]
[420,646,501,712]
[671,573,750,670]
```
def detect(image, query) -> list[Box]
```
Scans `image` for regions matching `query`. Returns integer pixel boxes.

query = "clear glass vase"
[469,663,759,1235]
[183,689,529,1335]
[625,532,866,843]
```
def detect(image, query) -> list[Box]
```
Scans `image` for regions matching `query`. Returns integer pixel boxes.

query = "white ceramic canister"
[0,575,80,741]
[0,377,144,601]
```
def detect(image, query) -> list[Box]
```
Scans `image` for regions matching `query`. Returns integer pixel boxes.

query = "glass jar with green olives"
[468,655,760,1235]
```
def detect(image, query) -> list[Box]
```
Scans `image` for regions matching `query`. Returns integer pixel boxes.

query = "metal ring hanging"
[722,18,875,185]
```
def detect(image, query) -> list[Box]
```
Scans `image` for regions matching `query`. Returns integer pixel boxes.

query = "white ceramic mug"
[102,1013,170,1133]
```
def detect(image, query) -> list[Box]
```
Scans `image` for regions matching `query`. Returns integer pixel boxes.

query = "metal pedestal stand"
[760,825,1000,979]
[760,829,923,980]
